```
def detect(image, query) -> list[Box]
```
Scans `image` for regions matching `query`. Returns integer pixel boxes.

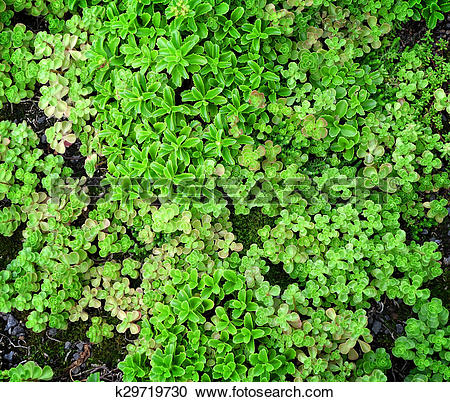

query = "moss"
[230,207,275,250]
[12,310,129,380]
[0,226,23,268]
[96,314,134,368]
[429,265,450,310]
[265,262,293,292]
[230,208,293,290]
[13,310,69,379]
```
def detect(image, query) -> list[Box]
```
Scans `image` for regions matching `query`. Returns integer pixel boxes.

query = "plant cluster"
[393,298,449,381]
[0,0,448,383]
[0,361,53,381]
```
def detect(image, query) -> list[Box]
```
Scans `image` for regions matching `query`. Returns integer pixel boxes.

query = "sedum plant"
[2,361,53,382]
[0,0,448,385]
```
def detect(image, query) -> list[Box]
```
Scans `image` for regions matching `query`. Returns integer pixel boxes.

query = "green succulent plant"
[0,0,448,385]
[4,361,53,382]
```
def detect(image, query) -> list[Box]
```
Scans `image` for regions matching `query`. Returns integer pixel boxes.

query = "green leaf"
[197,4,212,15]
[183,138,200,148]
[206,87,222,100]
[185,54,207,66]
[231,7,244,23]
[215,3,229,15]
[173,173,195,185]
[340,124,358,137]
[248,61,260,74]
[262,71,279,81]
[150,162,165,177]
[336,100,348,118]
[193,74,205,94]
[362,99,376,111]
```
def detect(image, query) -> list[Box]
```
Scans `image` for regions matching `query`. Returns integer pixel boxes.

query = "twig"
[72,365,107,378]
[64,350,72,364]
[0,333,29,351]
[390,367,396,382]
[46,330,63,343]
[376,301,384,314]
[66,343,91,375]
[100,368,123,382]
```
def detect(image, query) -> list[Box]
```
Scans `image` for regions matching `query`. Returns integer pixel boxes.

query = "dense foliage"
[0,0,449,382]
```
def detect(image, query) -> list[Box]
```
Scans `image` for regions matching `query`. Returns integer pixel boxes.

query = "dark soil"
[442,110,450,133]
[367,297,414,382]
[397,19,428,52]
[0,224,24,268]
[398,13,450,54]
[0,310,128,381]
[265,262,293,291]
[0,197,11,209]
[63,138,87,178]
[0,98,55,135]
[175,76,193,105]
[433,13,450,53]
[11,11,49,33]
